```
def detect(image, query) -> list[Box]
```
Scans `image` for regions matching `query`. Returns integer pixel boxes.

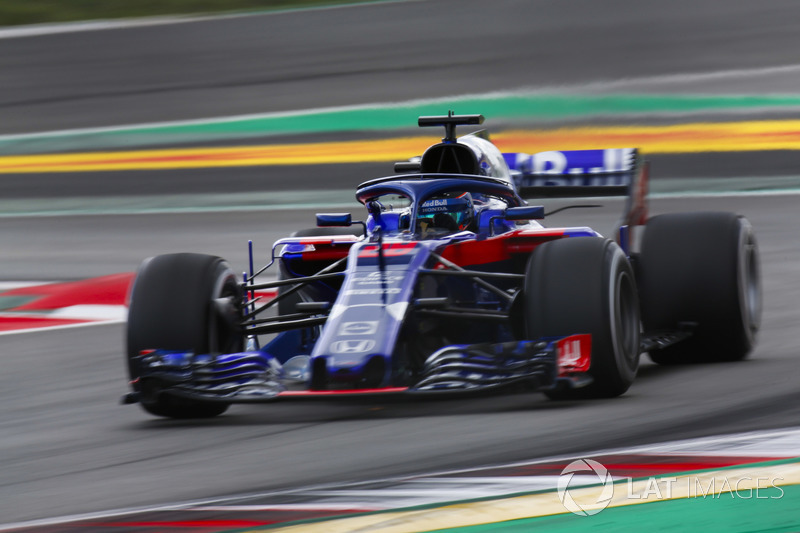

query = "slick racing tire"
[525,238,641,399]
[638,212,761,364]
[126,253,243,418]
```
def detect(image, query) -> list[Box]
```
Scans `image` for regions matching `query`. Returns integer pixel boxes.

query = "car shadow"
[132,386,614,429]
[130,356,759,429]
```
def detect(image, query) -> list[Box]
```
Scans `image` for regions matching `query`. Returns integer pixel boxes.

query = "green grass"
[0,0,372,27]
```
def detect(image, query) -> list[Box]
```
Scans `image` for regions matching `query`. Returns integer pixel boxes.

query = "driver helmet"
[417,192,474,232]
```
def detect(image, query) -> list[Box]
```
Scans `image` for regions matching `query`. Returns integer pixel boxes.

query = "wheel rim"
[739,223,762,343]
[210,269,243,354]
[615,270,640,372]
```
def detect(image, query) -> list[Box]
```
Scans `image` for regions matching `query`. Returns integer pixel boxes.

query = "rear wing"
[504,148,638,197]
[504,148,649,251]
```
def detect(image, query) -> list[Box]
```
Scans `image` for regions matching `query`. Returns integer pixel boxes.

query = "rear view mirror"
[505,206,545,220]
[316,213,352,227]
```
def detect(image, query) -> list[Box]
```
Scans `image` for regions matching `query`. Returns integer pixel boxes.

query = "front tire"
[525,238,641,399]
[638,212,761,364]
[126,253,243,418]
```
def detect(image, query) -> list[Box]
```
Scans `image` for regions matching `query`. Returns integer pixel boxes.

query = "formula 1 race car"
[123,113,761,418]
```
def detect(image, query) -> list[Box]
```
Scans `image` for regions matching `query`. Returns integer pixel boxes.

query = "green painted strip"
[437,485,800,533]
[5,94,800,154]
[63,95,800,134]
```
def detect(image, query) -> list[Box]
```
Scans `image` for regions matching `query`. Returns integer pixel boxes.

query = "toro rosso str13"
[123,113,761,418]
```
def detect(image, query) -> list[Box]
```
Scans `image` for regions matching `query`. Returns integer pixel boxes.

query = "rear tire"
[127,253,242,418]
[638,212,761,364]
[525,238,641,399]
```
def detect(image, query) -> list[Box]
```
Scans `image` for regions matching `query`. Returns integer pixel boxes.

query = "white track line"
[0,1,419,40]
[0,281,53,290]
[558,63,800,92]
[4,63,800,143]
[0,319,125,337]
[0,16,213,40]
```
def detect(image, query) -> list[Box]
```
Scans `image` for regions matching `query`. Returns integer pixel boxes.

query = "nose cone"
[309,239,434,390]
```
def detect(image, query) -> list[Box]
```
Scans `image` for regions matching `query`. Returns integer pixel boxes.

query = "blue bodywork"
[130,114,646,403]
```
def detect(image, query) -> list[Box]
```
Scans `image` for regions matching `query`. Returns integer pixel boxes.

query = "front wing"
[123,334,592,404]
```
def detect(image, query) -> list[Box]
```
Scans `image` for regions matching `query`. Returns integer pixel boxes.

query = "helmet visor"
[418,196,472,227]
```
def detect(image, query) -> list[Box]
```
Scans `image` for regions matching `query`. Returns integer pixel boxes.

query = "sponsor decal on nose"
[339,321,379,335]
[330,339,376,354]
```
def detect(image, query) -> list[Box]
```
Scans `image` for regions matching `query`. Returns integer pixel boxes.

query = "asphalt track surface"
[2,0,800,526]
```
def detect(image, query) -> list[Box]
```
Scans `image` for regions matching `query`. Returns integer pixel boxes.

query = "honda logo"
[330,339,376,354]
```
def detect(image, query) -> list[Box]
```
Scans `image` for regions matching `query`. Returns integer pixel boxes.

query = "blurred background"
[0,0,360,26]
[1,0,800,528]
[3,0,800,277]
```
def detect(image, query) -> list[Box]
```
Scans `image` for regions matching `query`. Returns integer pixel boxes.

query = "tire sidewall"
[126,253,241,418]
[735,218,761,351]
[525,238,640,397]
[605,244,641,387]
